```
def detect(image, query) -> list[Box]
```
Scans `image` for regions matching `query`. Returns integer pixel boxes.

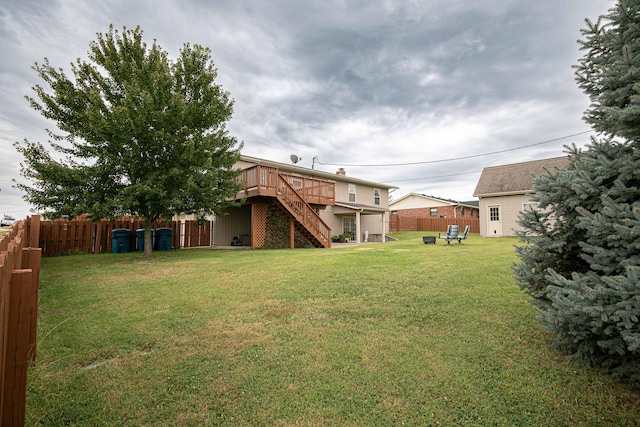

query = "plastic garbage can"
[136,228,156,251]
[111,229,131,253]
[136,228,146,252]
[155,227,172,251]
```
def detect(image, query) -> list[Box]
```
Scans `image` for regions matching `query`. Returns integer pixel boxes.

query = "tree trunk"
[144,225,153,257]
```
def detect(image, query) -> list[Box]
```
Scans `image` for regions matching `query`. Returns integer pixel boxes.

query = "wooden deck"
[236,166,335,205]
[235,166,334,248]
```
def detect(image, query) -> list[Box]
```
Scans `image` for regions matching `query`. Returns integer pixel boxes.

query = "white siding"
[478,194,532,237]
[390,195,447,210]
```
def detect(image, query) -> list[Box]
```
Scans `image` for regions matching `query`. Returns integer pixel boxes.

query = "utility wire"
[315,130,593,167]
[389,170,482,183]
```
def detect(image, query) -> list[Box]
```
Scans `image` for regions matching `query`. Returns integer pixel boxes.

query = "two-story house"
[212,155,397,248]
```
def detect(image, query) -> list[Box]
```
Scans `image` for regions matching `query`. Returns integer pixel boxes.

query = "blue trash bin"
[111,229,131,253]
[155,227,172,251]
[136,228,155,251]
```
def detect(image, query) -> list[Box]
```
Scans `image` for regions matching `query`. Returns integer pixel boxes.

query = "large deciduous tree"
[514,0,640,387]
[14,26,242,256]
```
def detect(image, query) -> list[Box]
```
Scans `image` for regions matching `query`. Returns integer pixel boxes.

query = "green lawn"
[27,232,639,426]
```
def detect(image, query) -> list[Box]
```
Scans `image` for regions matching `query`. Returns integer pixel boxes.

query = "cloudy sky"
[0,0,611,219]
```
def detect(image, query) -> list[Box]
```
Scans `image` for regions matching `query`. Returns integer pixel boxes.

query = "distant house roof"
[389,192,479,209]
[473,156,569,197]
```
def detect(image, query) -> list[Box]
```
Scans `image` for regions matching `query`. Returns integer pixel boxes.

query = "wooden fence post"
[1,269,33,427]
[0,250,13,424]
[21,248,41,363]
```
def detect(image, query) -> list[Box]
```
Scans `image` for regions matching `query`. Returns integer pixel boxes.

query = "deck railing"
[276,174,331,248]
[280,174,335,205]
[237,166,335,205]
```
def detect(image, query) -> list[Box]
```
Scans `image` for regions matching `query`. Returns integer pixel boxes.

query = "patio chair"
[438,224,460,244]
[457,225,470,243]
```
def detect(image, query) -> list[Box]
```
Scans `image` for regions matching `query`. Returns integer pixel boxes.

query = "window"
[489,207,500,221]
[430,208,438,217]
[374,188,381,205]
[522,203,539,212]
[348,184,356,202]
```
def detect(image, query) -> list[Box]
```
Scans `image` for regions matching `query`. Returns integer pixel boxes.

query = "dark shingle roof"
[473,156,569,197]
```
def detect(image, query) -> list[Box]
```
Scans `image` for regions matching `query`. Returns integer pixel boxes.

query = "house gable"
[390,193,479,209]
[473,156,569,197]
[390,193,456,210]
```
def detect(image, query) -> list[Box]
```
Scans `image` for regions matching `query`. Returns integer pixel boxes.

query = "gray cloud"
[0,0,609,219]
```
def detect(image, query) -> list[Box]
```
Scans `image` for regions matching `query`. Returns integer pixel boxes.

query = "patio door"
[343,217,356,241]
[487,205,502,236]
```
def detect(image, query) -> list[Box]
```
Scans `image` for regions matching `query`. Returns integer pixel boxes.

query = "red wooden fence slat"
[1,269,32,427]
[0,249,14,421]
[0,216,41,426]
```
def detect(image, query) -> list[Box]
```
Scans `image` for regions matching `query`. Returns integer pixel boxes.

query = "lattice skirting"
[251,203,269,248]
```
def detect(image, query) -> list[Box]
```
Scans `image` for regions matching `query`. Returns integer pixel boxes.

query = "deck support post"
[289,219,295,248]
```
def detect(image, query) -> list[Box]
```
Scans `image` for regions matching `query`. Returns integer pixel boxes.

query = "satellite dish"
[290,154,301,164]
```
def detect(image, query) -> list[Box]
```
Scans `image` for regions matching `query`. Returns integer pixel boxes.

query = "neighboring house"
[473,156,569,237]
[212,155,398,248]
[389,193,479,220]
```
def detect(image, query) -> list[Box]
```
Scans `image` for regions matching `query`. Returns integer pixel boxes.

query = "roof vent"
[336,168,346,176]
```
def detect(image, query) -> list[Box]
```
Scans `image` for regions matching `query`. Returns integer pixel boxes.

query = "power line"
[316,130,593,167]
[388,170,482,183]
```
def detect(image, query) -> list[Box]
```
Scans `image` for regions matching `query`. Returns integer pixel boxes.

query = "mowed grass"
[27,232,639,426]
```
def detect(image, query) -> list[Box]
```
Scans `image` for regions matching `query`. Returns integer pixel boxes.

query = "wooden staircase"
[274,173,331,248]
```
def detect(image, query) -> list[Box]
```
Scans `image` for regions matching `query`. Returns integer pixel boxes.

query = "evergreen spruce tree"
[514,0,640,386]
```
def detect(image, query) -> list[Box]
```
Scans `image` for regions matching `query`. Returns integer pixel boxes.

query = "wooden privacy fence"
[38,217,211,256]
[390,216,479,234]
[0,216,41,426]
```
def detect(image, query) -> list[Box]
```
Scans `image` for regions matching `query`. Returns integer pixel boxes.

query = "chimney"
[336,168,346,176]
